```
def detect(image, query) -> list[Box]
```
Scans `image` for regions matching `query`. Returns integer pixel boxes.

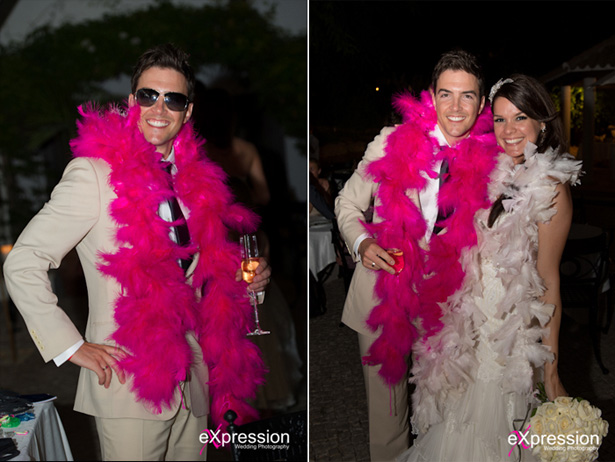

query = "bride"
[400,74,582,461]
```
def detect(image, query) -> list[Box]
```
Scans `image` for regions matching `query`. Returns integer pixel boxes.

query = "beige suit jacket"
[335,126,425,337]
[4,157,209,420]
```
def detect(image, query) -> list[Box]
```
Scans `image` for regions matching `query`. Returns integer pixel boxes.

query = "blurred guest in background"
[194,86,270,209]
[309,158,335,220]
[309,157,331,196]
[193,84,303,414]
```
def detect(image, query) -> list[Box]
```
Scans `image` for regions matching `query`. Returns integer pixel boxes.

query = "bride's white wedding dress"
[399,145,582,462]
[401,259,539,461]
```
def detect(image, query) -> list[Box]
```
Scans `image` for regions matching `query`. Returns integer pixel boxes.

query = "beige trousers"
[94,383,208,461]
[358,333,410,462]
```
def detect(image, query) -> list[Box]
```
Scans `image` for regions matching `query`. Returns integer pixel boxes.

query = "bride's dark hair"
[488,74,567,227]
[491,74,566,154]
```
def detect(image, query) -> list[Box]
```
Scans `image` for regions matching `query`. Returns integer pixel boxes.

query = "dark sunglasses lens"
[164,93,189,111]
[135,89,188,111]
[136,89,158,107]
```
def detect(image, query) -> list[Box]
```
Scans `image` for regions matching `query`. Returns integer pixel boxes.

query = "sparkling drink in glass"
[241,258,260,283]
[240,234,270,335]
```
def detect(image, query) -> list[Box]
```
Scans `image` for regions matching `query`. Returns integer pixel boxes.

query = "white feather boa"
[410,143,582,434]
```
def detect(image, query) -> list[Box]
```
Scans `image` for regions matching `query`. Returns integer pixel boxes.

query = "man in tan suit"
[4,44,271,461]
[335,50,495,461]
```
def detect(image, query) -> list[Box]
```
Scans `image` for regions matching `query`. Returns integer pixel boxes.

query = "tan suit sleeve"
[335,126,394,260]
[4,157,101,362]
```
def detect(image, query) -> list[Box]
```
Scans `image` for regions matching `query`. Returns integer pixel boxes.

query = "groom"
[335,49,500,461]
[4,43,271,461]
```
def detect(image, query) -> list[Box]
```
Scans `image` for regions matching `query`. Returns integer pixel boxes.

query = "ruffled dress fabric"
[398,145,582,462]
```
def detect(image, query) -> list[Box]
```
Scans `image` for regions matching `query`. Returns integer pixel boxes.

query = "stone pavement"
[309,274,615,462]
[309,276,370,461]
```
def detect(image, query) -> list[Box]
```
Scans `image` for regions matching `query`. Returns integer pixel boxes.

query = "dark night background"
[310,1,615,138]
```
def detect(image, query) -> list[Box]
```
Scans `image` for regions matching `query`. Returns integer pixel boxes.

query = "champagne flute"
[240,234,270,336]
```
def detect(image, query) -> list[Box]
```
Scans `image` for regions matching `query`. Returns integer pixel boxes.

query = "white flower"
[528,397,608,462]
[599,419,609,436]
[557,414,574,433]
[545,419,558,433]
[578,400,598,420]
[567,451,583,462]
[555,396,574,406]
[531,415,544,434]
[542,402,559,418]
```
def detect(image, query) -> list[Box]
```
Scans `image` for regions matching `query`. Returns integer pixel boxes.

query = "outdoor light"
[0,244,12,261]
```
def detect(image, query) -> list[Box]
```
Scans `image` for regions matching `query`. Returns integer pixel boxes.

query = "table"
[309,217,336,277]
[4,401,73,461]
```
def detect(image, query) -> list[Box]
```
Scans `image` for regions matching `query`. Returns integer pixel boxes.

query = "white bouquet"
[529,395,609,462]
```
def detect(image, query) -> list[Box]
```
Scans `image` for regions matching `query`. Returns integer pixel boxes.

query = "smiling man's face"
[128,66,193,159]
[432,69,484,146]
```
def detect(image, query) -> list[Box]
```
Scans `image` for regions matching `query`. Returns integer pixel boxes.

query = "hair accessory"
[489,78,514,104]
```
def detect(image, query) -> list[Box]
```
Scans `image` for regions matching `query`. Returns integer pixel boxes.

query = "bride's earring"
[539,125,546,144]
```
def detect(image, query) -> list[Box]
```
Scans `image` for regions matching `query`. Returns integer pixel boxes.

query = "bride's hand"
[544,372,567,401]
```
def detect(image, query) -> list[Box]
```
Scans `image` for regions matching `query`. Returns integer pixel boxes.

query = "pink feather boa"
[69,103,266,427]
[362,91,500,386]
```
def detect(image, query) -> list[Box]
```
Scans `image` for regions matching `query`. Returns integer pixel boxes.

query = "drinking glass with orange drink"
[240,234,270,335]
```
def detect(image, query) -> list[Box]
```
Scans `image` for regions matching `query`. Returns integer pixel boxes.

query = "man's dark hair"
[431,49,485,100]
[131,43,195,101]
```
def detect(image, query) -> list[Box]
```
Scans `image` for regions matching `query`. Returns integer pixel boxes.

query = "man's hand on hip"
[69,342,128,388]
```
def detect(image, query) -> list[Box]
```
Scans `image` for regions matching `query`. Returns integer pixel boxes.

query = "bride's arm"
[537,181,573,401]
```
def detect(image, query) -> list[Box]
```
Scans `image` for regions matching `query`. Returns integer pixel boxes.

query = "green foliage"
[550,85,615,144]
[536,381,548,404]
[0,0,306,238]
[550,86,584,131]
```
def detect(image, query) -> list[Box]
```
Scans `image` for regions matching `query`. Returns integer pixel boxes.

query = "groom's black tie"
[165,164,192,271]
[433,159,451,235]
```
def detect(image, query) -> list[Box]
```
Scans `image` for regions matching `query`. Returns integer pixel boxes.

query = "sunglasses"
[135,88,190,112]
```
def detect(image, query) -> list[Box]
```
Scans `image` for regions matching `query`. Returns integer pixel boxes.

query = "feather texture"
[360,91,500,386]
[409,143,582,433]
[70,103,266,427]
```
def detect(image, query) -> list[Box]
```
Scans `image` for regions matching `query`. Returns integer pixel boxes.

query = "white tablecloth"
[8,401,73,461]
[309,218,336,277]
